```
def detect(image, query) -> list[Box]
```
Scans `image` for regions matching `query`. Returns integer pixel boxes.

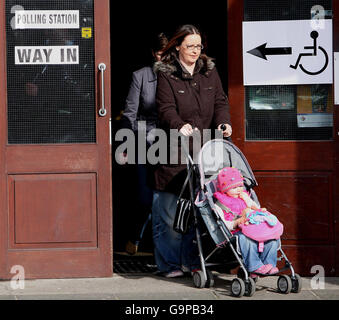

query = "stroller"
[182,139,302,297]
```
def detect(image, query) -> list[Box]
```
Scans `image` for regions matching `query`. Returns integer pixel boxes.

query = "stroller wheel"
[193,270,206,289]
[245,278,256,297]
[291,274,302,293]
[205,269,214,288]
[231,278,245,297]
[277,275,292,294]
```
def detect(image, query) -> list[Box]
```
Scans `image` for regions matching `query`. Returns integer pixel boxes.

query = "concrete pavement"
[1,272,338,300]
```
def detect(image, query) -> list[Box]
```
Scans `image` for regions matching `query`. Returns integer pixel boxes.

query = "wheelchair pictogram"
[289,31,329,75]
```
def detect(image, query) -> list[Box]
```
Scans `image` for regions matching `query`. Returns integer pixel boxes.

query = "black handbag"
[173,171,193,234]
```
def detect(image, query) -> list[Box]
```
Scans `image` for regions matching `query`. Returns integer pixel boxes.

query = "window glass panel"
[6,0,96,144]
[246,85,333,140]
[244,0,332,21]
[244,0,333,141]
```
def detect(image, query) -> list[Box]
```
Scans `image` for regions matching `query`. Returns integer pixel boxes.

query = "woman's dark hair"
[146,32,168,64]
[160,24,209,64]
[151,32,168,53]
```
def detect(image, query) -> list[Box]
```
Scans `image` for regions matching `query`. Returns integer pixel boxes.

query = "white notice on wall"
[15,46,79,65]
[243,19,333,85]
[15,10,79,29]
[335,52,339,104]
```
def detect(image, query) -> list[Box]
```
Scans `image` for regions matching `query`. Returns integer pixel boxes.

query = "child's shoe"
[268,266,279,274]
[251,264,272,275]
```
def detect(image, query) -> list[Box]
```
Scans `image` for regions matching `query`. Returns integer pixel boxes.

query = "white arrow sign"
[243,19,333,86]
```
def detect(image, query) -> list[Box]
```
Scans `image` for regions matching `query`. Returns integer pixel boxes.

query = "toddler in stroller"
[213,166,283,277]
[188,139,302,297]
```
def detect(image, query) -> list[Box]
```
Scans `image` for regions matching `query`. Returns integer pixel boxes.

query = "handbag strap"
[178,167,192,199]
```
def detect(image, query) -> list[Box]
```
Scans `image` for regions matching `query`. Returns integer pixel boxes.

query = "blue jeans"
[152,190,199,273]
[236,232,280,272]
[137,164,153,208]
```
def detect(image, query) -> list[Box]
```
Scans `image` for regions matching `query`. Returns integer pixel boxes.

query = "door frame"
[0,4,7,279]
[333,0,339,277]
[0,0,112,279]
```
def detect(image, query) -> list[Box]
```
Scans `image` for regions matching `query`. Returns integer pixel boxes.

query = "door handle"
[98,63,107,117]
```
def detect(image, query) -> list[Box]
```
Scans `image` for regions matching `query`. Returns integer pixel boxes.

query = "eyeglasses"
[183,44,204,51]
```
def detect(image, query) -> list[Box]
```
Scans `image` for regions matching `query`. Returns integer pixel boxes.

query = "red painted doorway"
[228,0,338,276]
[0,0,112,279]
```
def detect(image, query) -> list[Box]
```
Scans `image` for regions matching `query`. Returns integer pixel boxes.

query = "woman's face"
[177,34,202,66]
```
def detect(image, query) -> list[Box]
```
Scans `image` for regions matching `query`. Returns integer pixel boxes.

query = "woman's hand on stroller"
[217,123,232,137]
[179,123,198,136]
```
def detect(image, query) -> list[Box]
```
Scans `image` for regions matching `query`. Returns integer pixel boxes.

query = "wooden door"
[0,0,112,279]
[228,0,338,276]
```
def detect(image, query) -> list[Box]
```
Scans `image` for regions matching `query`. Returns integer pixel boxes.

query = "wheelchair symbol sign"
[243,19,333,85]
[289,31,328,76]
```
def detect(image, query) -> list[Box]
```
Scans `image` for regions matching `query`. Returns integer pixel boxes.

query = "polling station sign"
[243,19,333,85]
[15,46,79,65]
[15,10,79,29]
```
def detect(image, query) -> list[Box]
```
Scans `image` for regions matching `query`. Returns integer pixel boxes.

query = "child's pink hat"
[217,167,244,193]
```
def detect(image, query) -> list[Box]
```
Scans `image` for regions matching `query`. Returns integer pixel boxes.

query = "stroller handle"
[180,129,232,168]
[179,132,195,166]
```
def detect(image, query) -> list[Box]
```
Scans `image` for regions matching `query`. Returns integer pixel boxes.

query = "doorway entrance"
[110,1,229,259]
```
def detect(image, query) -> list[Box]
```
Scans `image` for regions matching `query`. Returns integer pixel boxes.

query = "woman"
[152,24,232,277]
[121,32,168,254]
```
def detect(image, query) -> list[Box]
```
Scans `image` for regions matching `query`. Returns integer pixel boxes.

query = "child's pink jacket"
[213,191,283,252]
[213,191,248,233]
[213,191,248,219]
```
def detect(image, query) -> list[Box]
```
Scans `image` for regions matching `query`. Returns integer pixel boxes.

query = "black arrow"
[247,43,292,60]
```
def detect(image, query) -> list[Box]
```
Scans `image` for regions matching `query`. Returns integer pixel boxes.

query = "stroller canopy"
[197,139,257,189]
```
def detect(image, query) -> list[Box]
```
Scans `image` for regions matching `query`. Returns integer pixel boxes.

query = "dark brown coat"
[152,57,231,193]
